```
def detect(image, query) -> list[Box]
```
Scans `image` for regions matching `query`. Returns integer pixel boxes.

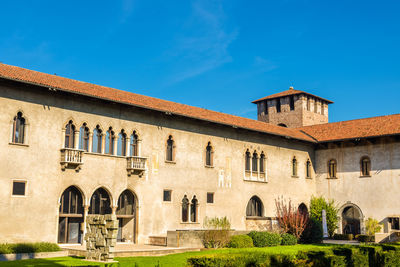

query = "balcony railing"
[127,156,147,177]
[60,148,84,171]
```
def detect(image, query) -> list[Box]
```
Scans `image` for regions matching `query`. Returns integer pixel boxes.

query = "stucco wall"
[0,82,317,244]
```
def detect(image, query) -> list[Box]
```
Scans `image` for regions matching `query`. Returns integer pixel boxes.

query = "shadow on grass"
[0,256,116,267]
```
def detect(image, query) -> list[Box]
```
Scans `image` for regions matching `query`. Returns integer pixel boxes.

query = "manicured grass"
[0,244,336,267]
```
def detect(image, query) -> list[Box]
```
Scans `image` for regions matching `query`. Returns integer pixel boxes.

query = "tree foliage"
[309,196,338,237]
[202,216,231,248]
[365,217,382,236]
[275,197,309,239]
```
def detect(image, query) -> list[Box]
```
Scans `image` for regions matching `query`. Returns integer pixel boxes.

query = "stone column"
[125,137,130,157]
[82,205,89,247]
[101,134,106,154]
[138,139,142,156]
[61,129,66,148]
[74,130,80,149]
[113,137,118,156]
[112,206,118,215]
[88,132,93,153]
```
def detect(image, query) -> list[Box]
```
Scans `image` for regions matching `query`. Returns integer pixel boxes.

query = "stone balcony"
[127,156,147,177]
[60,148,84,171]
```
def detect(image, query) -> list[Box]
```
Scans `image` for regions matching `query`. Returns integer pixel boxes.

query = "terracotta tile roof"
[298,114,400,142]
[0,63,316,143]
[252,88,333,104]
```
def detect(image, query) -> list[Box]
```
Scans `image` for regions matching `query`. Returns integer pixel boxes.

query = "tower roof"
[252,87,334,104]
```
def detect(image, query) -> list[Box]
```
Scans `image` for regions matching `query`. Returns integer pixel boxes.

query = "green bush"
[333,247,369,267]
[310,196,338,237]
[202,216,231,248]
[281,233,297,246]
[333,234,354,241]
[187,252,273,267]
[300,217,323,244]
[227,235,253,248]
[365,217,382,236]
[0,242,60,254]
[247,231,281,247]
[377,250,400,267]
[357,234,375,243]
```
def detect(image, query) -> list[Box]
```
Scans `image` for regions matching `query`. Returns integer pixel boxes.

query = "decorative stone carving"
[85,214,118,262]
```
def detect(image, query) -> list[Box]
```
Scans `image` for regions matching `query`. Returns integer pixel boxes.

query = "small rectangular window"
[12,181,26,196]
[276,99,281,113]
[289,96,295,111]
[207,192,214,204]
[163,190,171,202]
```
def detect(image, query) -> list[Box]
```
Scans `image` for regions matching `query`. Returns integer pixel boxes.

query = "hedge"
[227,235,254,248]
[281,233,297,246]
[333,234,354,241]
[357,235,375,243]
[247,231,281,247]
[0,242,61,254]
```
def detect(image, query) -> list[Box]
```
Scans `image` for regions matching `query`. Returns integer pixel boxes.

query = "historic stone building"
[0,63,399,245]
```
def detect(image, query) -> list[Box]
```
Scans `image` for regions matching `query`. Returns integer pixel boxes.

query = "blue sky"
[1,0,399,122]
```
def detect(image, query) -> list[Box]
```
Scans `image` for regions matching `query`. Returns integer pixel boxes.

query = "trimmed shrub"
[247,231,281,247]
[377,250,400,267]
[333,247,368,267]
[281,233,298,246]
[357,234,375,243]
[0,242,60,254]
[300,217,323,244]
[333,234,354,241]
[227,235,254,248]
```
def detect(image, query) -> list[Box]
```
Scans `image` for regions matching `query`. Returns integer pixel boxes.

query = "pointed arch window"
[65,121,76,148]
[306,159,312,178]
[205,142,213,167]
[130,131,139,156]
[292,157,298,177]
[12,112,26,144]
[105,127,115,155]
[117,130,127,156]
[182,195,189,222]
[361,156,371,176]
[166,135,175,161]
[190,196,198,222]
[260,153,265,173]
[79,124,90,151]
[252,151,258,173]
[116,190,135,216]
[246,196,263,217]
[92,125,102,153]
[89,188,111,215]
[328,159,337,178]
[245,150,251,172]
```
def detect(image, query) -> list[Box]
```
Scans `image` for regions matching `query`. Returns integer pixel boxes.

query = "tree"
[309,196,338,237]
[365,217,382,236]
[275,197,309,239]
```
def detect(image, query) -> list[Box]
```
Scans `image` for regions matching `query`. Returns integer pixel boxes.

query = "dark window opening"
[105,127,115,155]
[278,123,288,127]
[79,124,90,152]
[206,142,213,166]
[116,190,135,215]
[246,196,263,217]
[245,150,251,171]
[118,130,127,156]
[252,152,258,172]
[260,153,265,173]
[190,196,198,222]
[166,136,174,161]
[276,99,281,113]
[12,181,26,196]
[292,157,298,176]
[389,218,400,230]
[12,112,25,144]
[89,188,112,215]
[361,157,371,176]
[182,195,189,222]
[163,190,172,202]
[306,159,311,178]
[328,159,337,178]
[207,192,214,204]
[65,121,75,148]
[130,131,139,156]
[290,96,295,110]
[92,125,102,153]
[60,186,83,214]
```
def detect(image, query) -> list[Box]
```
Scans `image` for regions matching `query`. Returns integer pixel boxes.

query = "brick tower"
[252,87,333,128]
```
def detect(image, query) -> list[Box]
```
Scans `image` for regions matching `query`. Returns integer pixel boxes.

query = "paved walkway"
[322,239,360,245]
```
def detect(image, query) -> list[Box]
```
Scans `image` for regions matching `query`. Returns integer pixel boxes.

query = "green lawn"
[0,244,336,267]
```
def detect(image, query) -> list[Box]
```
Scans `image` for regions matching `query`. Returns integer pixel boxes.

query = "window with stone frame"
[328,159,337,178]
[252,151,258,173]
[259,152,265,173]
[292,156,298,177]
[289,96,295,111]
[12,181,26,196]
[105,127,115,155]
[79,123,90,152]
[246,196,263,217]
[190,196,198,222]
[163,190,172,202]
[12,112,26,144]
[306,159,312,178]
[92,125,103,153]
[207,192,214,204]
[360,156,371,176]
[205,142,213,167]
[130,131,139,156]
[64,121,76,148]
[245,150,251,172]
[181,195,189,222]
[276,98,281,113]
[89,188,112,214]
[117,130,127,156]
[166,135,175,161]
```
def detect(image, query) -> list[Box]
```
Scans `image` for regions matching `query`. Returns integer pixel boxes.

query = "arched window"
[65,121,75,148]
[182,195,189,222]
[259,152,265,173]
[298,203,309,216]
[360,156,371,176]
[117,190,135,215]
[117,130,127,156]
[246,196,263,217]
[205,142,213,166]
[252,151,258,172]
[130,131,139,156]
[245,150,251,171]
[328,159,337,178]
[105,127,115,155]
[292,157,298,176]
[190,196,198,222]
[79,123,90,151]
[12,112,26,144]
[58,186,84,243]
[278,123,288,127]
[166,135,174,161]
[306,159,311,178]
[92,125,102,153]
[89,188,111,214]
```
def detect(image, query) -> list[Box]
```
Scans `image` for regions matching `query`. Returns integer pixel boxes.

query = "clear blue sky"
[1,0,399,122]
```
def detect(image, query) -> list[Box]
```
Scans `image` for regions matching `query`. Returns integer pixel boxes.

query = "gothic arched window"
[65,121,75,148]
[79,123,90,151]
[92,125,102,153]
[166,135,175,161]
[12,112,26,144]
[182,195,189,222]
[117,130,127,156]
[130,131,139,156]
[328,159,337,178]
[89,188,112,215]
[252,151,258,172]
[260,152,265,173]
[292,157,298,176]
[306,159,312,178]
[190,196,198,223]
[205,142,213,166]
[245,150,251,171]
[105,127,115,155]
[361,156,371,176]
[246,196,263,217]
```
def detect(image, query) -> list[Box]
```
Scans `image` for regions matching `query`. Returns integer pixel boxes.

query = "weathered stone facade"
[85,215,118,261]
